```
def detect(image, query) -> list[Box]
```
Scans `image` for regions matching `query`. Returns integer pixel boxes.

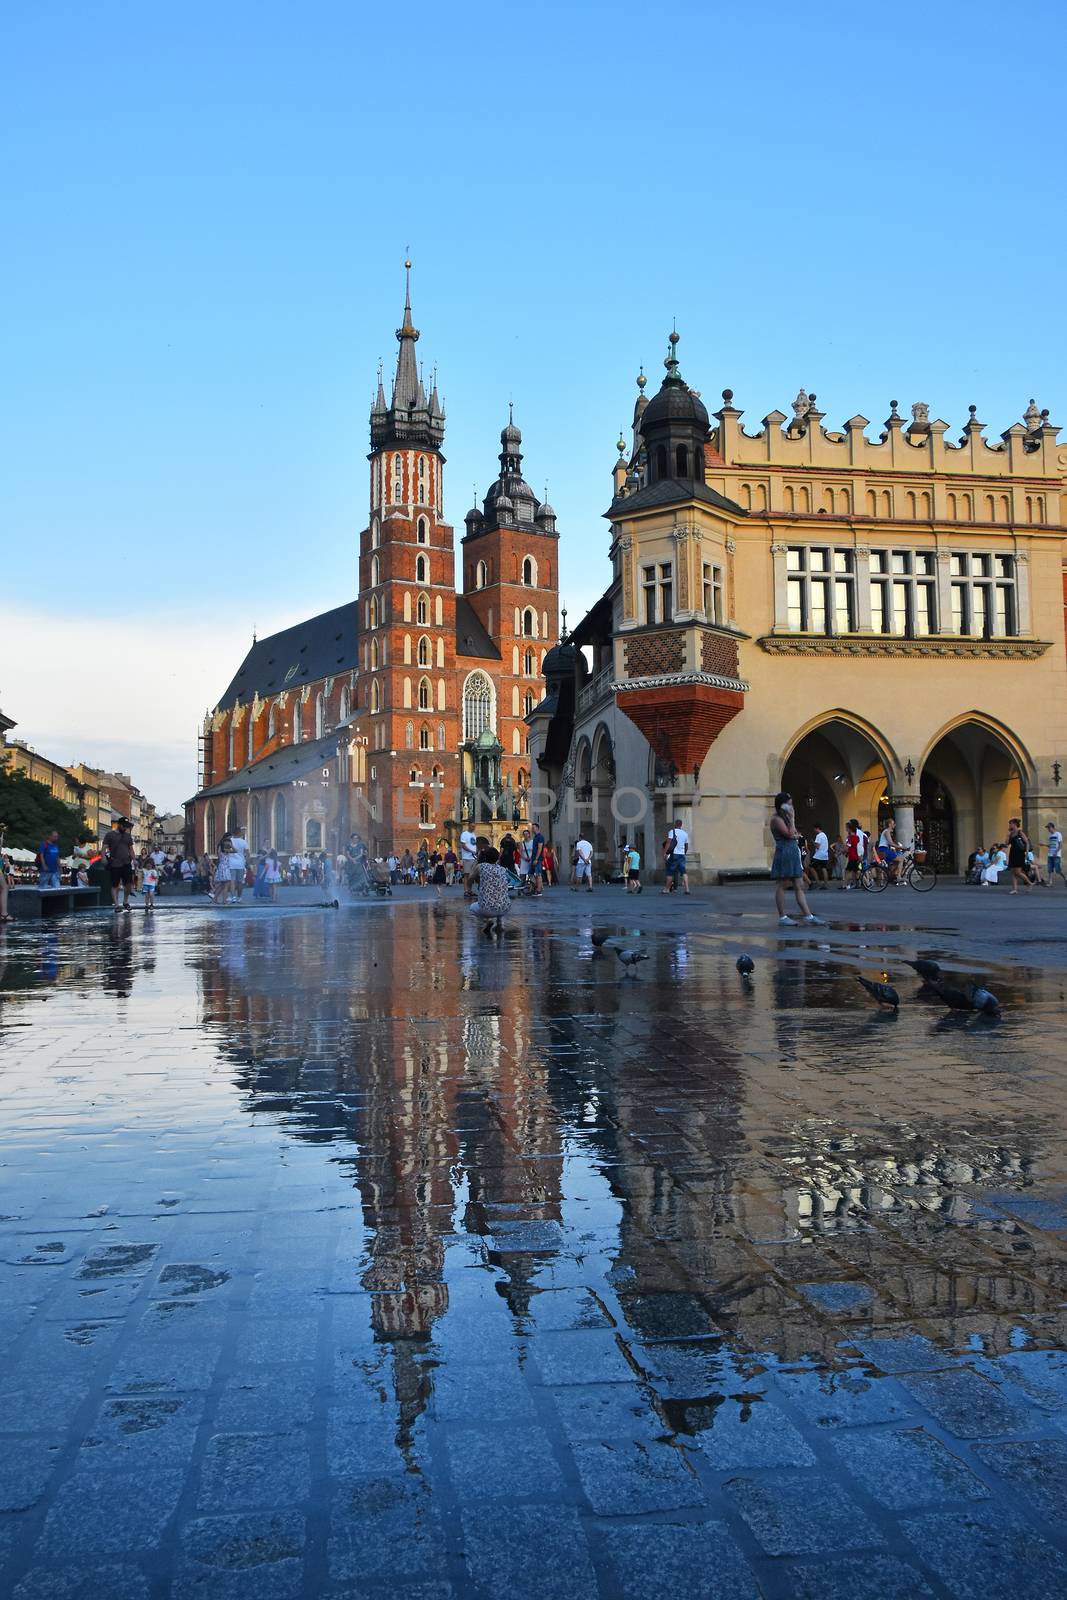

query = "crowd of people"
[3,806,1062,927]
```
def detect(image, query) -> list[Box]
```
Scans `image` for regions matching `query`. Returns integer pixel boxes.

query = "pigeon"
[968,982,1001,1017]
[927,977,976,1012]
[735,955,755,976]
[907,958,942,982]
[858,975,900,1009]
[590,931,611,948]
[616,948,650,975]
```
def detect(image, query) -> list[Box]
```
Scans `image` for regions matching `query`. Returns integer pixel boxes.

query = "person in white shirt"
[229,831,249,899]
[571,833,594,892]
[662,818,690,895]
[876,819,903,882]
[518,829,534,879]
[459,826,478,900]
[1044,821,1064,886]
[809,826,830,888]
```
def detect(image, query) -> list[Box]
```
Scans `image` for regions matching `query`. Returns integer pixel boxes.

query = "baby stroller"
[506,870,535,900]
[368,860,393,897]
[348,856,391,897]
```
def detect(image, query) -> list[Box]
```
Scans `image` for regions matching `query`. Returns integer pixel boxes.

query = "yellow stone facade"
[535,371,1067,878]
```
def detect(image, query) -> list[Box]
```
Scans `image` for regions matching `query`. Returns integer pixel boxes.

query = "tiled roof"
[214,603,359,712]
[455,597,500,659]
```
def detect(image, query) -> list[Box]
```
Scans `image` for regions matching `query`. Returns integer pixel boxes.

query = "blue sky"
[4,1,1065,809]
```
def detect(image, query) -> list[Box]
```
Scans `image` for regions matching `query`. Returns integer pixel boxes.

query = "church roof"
[195,731,341,800]
[213,602,359,713]
[605,478,746,519]
[455,597,500,660]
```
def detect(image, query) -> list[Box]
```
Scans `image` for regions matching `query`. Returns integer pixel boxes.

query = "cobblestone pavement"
[1,884,1066,1597]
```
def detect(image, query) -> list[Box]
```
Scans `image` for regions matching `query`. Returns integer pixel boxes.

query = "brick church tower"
[358,265,460,847]
[461,414,560,770]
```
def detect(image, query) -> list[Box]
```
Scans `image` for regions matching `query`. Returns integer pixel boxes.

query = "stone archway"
[781,714,900,849]
[919,716,1035,867]
[590,726,615,861]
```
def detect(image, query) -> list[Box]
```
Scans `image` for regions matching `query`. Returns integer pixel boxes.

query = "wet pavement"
[2,885,1067,1598]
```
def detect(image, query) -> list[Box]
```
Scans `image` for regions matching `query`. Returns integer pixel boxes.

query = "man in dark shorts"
[102,817,136,913]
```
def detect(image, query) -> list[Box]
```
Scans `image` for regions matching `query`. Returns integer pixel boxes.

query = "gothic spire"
[392,259,421,410]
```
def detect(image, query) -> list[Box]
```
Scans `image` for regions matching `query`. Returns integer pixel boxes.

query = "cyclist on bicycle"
[877,818,904,883]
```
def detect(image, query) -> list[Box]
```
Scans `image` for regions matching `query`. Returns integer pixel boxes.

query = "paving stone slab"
[828,1426,990,1509]
[594,1521,759,1600]
[37,1467,186,1557]
[690,1394,816,1468]
[724,1469,885,1556]
[901,1506,1067,1599]
[175,1509,305,1600]
[460,1504,597,1600]
[783,1553,939,1599]
[572,1438,705,1515]
[11,1562,153,1599]
[973,1436,1067,1524]
[444,1425,566,1501]
[898,1367,1038,1439]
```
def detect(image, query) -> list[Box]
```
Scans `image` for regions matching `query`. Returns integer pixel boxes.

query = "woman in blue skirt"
[770,792,823,927]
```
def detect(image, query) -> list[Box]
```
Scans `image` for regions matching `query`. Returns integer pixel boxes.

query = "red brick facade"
[192,279,558,859]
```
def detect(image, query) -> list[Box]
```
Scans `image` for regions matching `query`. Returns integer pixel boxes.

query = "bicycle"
[860,848,937,893]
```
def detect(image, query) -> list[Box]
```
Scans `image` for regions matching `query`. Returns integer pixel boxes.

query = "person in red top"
[842,818,866,890]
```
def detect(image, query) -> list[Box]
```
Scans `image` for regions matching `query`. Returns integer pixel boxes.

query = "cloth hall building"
[190,275,559,859]
[531,337,1067,878]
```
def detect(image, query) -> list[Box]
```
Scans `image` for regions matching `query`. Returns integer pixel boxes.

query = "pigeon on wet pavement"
[858,975,900,1009]
[617,948,650,976]
[736,955,755,976]
[969,982,1002,1017]
[907,958,942,982]
[927,977,978,1012]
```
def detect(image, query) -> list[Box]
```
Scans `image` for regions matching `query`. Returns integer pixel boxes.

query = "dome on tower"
[542,638,577,677]
[638,330,710,486]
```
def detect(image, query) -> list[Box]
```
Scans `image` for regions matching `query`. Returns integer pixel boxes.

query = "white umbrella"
[5,847,35,863]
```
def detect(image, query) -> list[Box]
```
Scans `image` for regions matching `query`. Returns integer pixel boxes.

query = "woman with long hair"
[769,792,823,926]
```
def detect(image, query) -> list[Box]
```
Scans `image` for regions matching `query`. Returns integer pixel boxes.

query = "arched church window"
[405,720,414,747]
[293,703,302,744]
[676,445,689,476]
[656,445,667,481]
[315,692,325,739]
[370,680,381,713]
[416,553,429,584]
[418,635,431,666]
[419,794,431,823]
[463,670,493,742]
[370,553,380,586]
[267,702,277,739]
[419,724,432,751]
[418,676,432,710]
[371,517,380,549]
[476,560,487,589]
[524,649,534,675]
[369,596,378,628]
[339,685,350,721]
[246,715,254,763]
[205,803,216,853]
[417,517,428,544]
[523,691,534,717]
[522,607,536,638]
[437,722,446,749]
[417,593,429,626]
[522,555,536,586]
[227,720,235,771]
[371,638,379,668]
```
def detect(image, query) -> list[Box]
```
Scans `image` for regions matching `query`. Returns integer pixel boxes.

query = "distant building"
[531,339,1067,878]
[153,812,187,855]
[189,271,559,858]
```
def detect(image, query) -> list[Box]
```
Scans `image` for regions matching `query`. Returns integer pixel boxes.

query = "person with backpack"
[661,817,690,895]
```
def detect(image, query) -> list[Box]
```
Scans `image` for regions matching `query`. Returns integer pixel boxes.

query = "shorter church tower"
[461,414,560,773]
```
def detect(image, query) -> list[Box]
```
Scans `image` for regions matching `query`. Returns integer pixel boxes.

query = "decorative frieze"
[757,635,1050,660]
